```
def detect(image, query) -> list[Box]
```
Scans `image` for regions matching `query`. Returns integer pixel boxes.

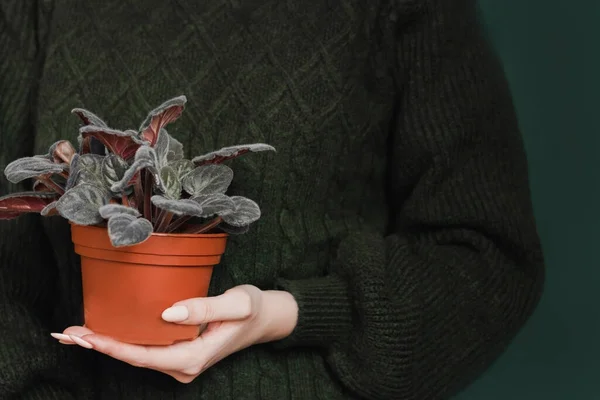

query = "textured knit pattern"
[0,0,545,399]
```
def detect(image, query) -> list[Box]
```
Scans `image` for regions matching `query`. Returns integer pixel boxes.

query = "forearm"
[256,290,299,344]
[271,0,545,399]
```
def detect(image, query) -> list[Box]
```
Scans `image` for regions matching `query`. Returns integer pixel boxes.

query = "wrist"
[256,290,298,343]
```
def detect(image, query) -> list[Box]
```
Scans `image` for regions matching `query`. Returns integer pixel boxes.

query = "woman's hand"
[51,285,298,383]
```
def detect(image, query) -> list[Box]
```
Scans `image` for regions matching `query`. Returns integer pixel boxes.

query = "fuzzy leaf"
[110,146,158,192]
[167,134,184,162]
[49,140,77,164]
[192,143,275,165]
[193,194,235,217]
[154,129,185,166]
[154,128,171,168]
[99,204,141,219]
[102,154,129,189]
[65,154,80,191]
[134,145,160,166]
[77,134,88,153]
[107,214,153,247]
[160,166,181,200]
[183,164,233,197]
[55,184,108,225]
[72,108,109,127]
[169,159,194,180]
[80,125,142,160]
[40,201,59,216]
[4,157,67,184]
[0,192,58,219]
[139,95,187,147]
[222,196,261,227]
[75,154,106,189]
[151,195,203,216]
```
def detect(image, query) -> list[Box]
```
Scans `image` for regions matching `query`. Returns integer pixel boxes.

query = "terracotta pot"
[70,224,228,345]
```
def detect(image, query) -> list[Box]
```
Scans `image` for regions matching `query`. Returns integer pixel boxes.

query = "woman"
[0,0,545,398]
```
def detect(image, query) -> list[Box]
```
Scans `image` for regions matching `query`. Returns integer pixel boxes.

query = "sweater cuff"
[271,274,353,349]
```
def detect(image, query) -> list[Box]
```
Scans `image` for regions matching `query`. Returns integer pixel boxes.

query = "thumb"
[161,287,257,325]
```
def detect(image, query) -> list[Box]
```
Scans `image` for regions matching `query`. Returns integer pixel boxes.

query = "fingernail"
[69,335,93,349]
[50,333,73,342]
[162,305,189,322]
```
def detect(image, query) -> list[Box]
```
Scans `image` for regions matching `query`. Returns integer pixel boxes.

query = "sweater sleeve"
[0,2,94,399]
[272,0,545,399]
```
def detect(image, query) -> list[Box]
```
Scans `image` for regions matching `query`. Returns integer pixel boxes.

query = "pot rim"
[69,221,229,238]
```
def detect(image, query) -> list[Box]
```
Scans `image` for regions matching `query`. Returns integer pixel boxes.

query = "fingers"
[52,326,208,376]
[162,286,259,325]
[51,326,95,345]
[64,326,94,336]
[165,370,197,384]
[73,333,201,371]
[50,332,75,345]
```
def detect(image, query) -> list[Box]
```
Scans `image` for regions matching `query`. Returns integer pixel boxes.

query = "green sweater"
[0,0,545,399]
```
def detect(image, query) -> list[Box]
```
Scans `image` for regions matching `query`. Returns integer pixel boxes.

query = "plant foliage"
[1,95,275,247]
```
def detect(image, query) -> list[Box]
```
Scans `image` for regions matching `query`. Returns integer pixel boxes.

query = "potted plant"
[0,95,275,345]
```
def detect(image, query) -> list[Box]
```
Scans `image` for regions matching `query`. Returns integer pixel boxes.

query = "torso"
[35,0,397,397]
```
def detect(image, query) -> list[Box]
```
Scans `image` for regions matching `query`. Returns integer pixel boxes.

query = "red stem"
[134,175,144,213]
[40,176,65,195]
[121,192,130,207]
[181,216,223,234]
[143,170,152,221]
[165,215,192,233]
[154,207,164,225]
[155,211,174,233]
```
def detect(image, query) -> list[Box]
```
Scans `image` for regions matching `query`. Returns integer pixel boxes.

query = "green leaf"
[65,154,80,191]
[80,125,144,160]
[154,128,171,168]
[167,133,184,162]
[193,194,235,217]
[107,214,153,247]
[222,196,261,227]
[192,143,275,165]
[110,146,159,192]
[151,195,203,216]
[99,204,141,219]
[76,154,106,189]
[160,166,181,200]
[139,95,187,147]
[102,154,129,189]
[169,159,194,180]
[4,157,67,183]
[183,164,233,197]
[72,108,109,127]
[55,184,108,225]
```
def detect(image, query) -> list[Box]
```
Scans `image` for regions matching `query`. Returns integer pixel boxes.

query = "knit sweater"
[0,0,545,399]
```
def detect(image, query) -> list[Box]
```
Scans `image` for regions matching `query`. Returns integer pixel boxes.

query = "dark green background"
[457,2,600,399]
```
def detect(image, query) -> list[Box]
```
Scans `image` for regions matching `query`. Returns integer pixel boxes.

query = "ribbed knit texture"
[0,0,545,399]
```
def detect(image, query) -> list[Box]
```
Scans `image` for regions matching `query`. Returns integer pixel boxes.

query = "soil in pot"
[71,224,228,345]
